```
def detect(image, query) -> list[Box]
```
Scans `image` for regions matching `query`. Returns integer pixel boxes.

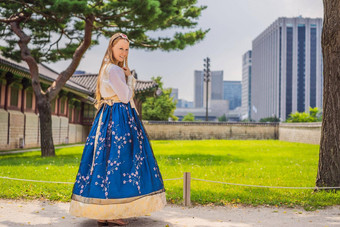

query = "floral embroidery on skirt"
[69,102,166,219]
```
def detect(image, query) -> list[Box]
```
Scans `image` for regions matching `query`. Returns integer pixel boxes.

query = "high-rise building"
[241,50,252,120]
[170,88,178,101]
[223,81,242,110]
[194,70,204,108]
[251,17,323,121]
[194,70,223,108]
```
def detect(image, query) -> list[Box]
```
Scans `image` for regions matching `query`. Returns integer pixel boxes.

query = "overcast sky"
[48,0,324,101]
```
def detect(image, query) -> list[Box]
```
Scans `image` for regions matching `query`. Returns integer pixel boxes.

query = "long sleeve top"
[100,63,136,104]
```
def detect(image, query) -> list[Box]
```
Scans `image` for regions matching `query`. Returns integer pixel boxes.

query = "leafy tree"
[218,114,227,122]
[316,0,340,189]
[286,107,322,123]
[0,0,208,156]
[182,112,195,121]
[142,76,177,121]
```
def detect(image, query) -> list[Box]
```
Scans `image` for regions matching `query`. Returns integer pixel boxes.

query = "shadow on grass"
[0,152,245,167]
[157,153,245,166]
[0,153,82,167]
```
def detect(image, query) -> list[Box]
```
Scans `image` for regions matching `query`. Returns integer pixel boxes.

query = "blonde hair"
[94,33,130,109]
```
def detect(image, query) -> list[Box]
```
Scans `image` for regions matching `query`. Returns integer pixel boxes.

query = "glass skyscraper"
[223,81,242,110]
[251,17,323,121]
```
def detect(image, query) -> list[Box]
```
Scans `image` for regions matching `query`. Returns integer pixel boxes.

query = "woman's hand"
[122,66,131,77]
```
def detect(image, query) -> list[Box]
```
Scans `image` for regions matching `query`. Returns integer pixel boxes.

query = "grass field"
[0,140,339,210]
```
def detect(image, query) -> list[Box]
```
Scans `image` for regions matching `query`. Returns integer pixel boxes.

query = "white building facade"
[241,50,252,120]
[251,17,323,121]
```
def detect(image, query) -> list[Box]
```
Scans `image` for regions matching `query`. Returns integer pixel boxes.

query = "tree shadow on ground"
[157,153,245,166]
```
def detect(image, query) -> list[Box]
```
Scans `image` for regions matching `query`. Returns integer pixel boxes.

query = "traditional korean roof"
[0,54,158,98]
[134,79,158,94]
[0,55,91,96]
[70,71,158,95]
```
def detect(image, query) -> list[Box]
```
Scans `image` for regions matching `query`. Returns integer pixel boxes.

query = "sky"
[47,0,324,102]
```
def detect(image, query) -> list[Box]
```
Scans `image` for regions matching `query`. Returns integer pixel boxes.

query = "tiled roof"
[0,55,91,95]
[0,54,158,97]
[70,74,97,93]
[134,80,158,93]
[70,72,158,94]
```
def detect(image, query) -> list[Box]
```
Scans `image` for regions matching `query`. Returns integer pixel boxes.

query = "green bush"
[218,114,227,122]
[182,112,195,121]
[259,116,280,122]
[287,107,322,123]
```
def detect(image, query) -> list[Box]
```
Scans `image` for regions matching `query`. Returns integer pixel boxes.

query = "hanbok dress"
[69,62,166,219]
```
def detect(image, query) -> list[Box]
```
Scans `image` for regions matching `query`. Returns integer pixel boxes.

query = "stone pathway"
[0,199,339,226]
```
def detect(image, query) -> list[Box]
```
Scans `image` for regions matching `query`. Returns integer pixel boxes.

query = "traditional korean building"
[0,55,158,150]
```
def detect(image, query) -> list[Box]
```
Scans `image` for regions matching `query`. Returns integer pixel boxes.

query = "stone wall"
[0,109,9,150]
[142,121,279,140]
[279,122,321,145]
[0,109,87,150]
[0,109,322,151]
[142,121,321,145]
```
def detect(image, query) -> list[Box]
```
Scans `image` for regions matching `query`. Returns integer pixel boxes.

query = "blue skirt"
[69,102,166,219]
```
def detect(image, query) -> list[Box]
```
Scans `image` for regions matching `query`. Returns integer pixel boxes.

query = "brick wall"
[0,109,87,150]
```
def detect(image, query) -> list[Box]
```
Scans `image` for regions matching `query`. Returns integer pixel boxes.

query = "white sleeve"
[102,64,133,103]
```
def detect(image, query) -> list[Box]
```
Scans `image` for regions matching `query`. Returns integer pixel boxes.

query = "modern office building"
[170,88,179,101]
[223,81,242,110]
[241,50,252,120]
[176,99,194,108]
[194,70,223,108]
[251,17,323,121]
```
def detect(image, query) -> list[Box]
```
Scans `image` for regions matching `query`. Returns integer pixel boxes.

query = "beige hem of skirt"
[69,191,166,219]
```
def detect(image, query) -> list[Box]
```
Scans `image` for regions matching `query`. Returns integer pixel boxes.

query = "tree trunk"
[37,95,55,157]
[316,0,340,188]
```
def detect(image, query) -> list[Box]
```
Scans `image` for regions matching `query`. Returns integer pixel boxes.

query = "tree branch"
[47,15,95,100]
[9,13,43,98]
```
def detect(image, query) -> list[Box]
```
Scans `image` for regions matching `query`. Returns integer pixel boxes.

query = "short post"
[183,172,191,206]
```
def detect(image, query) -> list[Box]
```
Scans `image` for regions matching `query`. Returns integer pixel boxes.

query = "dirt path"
[0,199,339,226]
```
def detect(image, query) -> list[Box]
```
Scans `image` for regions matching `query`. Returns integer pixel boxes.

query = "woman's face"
[112,39,129,63]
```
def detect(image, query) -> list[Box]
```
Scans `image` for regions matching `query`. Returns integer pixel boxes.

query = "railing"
[1,172,339,207]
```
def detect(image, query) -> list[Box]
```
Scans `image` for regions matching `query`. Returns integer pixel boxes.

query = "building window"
[68,105,73,122]
[74,107,80,123]
[60,97,66,114]
[279,26,282,118]
[297,24,306,112]
[26,90,33,109]
[10,86,19,107]
[84,103,96,119]
[286,26,293,118]
[310,27,317,108]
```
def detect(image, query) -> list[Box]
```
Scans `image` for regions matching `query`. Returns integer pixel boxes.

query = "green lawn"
[0,140,339,210]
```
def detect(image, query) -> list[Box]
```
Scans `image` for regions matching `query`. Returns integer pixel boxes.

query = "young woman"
[69,33,166,226]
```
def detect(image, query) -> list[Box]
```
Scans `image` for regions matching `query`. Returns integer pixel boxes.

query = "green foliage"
[0,0,209,63]
[287,107,322,123]
[241,118,255,123]
[142,76,177,121]
[259,116,280,123]
[182,112,195,121]
[1,140,339,209]
[218,114,227,122]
